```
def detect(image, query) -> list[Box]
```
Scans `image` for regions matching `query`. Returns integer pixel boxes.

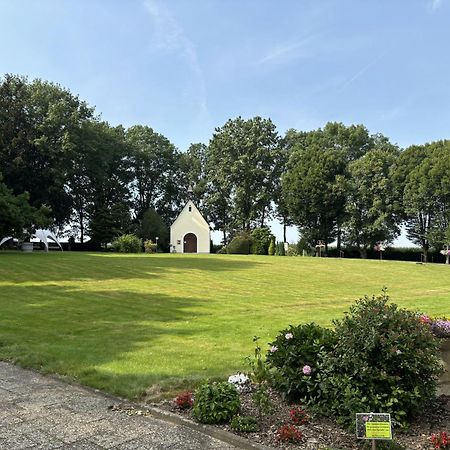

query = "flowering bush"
[266,322,336,401]
[174,391,193,410]
[419,314,450,338]
[318,290,444,428]
[431,431,450,448]
[228,373,250,392]
[289,405,309,425]
[277,424,303,443]
[431,319,450,339]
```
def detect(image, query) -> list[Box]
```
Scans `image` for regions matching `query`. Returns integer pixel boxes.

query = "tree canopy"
[1,73,450,258]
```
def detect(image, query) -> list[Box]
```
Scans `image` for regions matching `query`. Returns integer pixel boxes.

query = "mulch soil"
[154,386,450,450]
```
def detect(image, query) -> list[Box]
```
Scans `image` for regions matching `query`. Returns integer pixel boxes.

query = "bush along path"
[158,290,450,449]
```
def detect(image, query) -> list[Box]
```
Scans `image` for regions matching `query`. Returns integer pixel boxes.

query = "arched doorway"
[183,233,197,253]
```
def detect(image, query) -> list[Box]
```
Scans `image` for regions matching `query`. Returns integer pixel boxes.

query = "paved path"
[0,362,237,450]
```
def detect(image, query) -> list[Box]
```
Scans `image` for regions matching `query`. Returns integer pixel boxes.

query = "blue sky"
[1,0,449,244]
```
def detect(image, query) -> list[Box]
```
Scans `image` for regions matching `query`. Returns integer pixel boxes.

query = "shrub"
[319,290,444,428]
[268,236,275,256]
[230,414,260,432]
[174,391,193,409]
[275,241,285,256]
[251,227,273,255]
[193,381,240,424]
[286,243,299,256]
[296,237,311,255]
[144,239,157,253]
[112,234,142,253]
[266,323,336,401]
[227,232,252,254]
[277,424,302,443]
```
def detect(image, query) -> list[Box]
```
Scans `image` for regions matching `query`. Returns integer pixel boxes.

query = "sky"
[1,0,449,245]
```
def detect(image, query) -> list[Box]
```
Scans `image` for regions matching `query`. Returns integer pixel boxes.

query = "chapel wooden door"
[183,233,197,253]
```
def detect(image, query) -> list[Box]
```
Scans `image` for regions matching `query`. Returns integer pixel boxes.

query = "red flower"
[174,391,193,409]
[277,424,303,443]
[289,406,309,425]
[431,431,450,449]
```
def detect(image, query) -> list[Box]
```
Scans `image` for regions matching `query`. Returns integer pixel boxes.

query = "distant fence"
[327,247,446,264]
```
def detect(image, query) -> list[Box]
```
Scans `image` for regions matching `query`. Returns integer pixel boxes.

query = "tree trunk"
[283,219,287,243]
[260,208,265,228]
[359,247,367,259]
[446,253,449,265]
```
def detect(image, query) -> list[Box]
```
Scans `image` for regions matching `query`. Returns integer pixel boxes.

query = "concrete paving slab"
[0,362,244,449]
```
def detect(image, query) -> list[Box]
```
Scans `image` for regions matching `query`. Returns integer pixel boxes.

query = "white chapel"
[170,200,210,253]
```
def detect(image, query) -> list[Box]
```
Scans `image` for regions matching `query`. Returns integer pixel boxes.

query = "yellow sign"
[365,422,392,439]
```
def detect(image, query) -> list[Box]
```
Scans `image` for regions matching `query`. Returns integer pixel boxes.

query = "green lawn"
[0,252,449,399]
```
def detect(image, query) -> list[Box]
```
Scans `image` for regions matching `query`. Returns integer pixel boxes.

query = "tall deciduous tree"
[393,140,450,262]
[180,143,208,209]
[282,141,347,251]
[281,123,373,251]
[206,116,282,239]
[0,74,93,226]
[343,135,401,257]
[126,125,182,225]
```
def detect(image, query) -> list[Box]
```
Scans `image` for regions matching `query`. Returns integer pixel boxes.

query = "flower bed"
[157,292,450,449]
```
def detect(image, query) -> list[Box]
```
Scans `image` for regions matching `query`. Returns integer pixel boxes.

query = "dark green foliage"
[267,291,444,429]
[296,237,311,255]
[0,74,93,226]
[89,202,131,247]
[140,208,169,251]
[275,241,285,256]
[0,173,51,238]
[230,414,260,432]
[251,227,273,255]
[268,236,276,255]
[319,290,443,428]
[126,125,183,226]
[267,323,336,402]
[193,381,240,424]
[112,234,142,253]
[227,232,252,254]
[206,116,282,233]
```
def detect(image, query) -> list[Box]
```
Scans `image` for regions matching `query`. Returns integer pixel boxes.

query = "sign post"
[356,413,392,449]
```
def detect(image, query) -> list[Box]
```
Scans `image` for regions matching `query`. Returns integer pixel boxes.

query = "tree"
[126,125,182,225]
[139,208,169,251]
[0,74,93,226]
[0,173,50,239]
[180,143,208,208]
[393,141,450,262]
[206,116,282,238]
[282,142,346,251]
[281,123,373,251]
[343,136,401,257]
